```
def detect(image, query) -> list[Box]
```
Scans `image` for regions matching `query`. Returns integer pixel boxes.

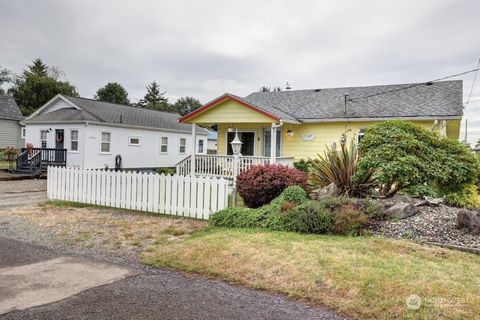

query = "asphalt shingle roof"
[243,80,463,121]
[26,96,206,134]
[0,95,24,121]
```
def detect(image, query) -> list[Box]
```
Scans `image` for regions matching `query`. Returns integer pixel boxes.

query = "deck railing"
[176,154,294,179]
[21,148,67,168]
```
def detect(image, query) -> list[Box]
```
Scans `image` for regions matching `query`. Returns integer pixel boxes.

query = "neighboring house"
[206,129,218,154]
[23,94,207,169]
[0,95,24,149]
[176,80,463,177]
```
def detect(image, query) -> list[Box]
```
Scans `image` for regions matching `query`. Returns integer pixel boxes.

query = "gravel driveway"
[0,180,47,210]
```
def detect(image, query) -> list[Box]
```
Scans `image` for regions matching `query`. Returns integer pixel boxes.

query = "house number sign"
[301,133,315,141]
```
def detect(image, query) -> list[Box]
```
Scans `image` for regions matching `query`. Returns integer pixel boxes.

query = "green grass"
[142,228,480,320]
[0,160,15,170]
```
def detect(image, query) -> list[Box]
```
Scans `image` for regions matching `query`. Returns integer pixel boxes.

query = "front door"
[263,128,281,157]
[226,131,255,156]
[55,129,64,162]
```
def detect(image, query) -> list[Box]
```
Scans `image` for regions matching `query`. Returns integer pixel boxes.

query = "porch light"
[230,131,243,155]
[287,129,294,137]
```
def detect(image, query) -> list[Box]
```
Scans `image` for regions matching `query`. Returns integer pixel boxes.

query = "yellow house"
[177,80,463,177]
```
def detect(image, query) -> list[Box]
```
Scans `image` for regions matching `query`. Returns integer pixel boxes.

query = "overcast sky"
[1,0,479,144]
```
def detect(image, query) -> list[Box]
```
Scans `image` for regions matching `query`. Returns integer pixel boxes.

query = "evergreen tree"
[258,85,271,92]
[137,81,170,111]
[173,96,202,116]
[9,59,78,115]
[94,82,130,105]
[23,58,48,77]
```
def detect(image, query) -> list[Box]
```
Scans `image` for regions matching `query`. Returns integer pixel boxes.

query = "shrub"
[334,205,369,236]
[288,201,335,234]
[236,164,308,208]
[443,184,480,209]
[210,207,263,228]
[293,159,313,173]
[279,185,308,204]
[156,167,176,175]
[309,141,376,197]
[355,120,480,197]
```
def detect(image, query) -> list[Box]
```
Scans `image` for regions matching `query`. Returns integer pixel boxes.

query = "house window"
[179,138,186,154]
[357,129,366,145]
[101,132,111,153]
[70,130,79,151]
[21,127,26,139]
[40,130,48,148]
[198,139,204,154]
[129,136,141,146]
[160,137,168,153]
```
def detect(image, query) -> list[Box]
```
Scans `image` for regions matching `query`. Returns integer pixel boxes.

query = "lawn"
[142,228,480,320]
[1,202,479,319]
[0,160,15,170]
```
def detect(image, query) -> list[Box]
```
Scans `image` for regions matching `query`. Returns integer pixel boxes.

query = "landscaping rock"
[456,209,480,235]
[415,197,444,207]
[317,183,338,200]
[386,203,419,219]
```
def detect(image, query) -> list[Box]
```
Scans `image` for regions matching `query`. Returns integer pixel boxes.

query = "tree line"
[0,58,202,116]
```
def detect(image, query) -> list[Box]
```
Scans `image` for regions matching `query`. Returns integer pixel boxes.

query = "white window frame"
[128,136,141,146]
[179,137,186,154]
[224,129,257,156]
[160,136,168,154]
[40,130,48,149]
[21,127,26,139]
[100,132,111,154]
[198,139,204,154]
[70,129,79,152]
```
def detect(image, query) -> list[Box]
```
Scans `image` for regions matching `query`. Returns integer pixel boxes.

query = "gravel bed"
[370,204,480,249]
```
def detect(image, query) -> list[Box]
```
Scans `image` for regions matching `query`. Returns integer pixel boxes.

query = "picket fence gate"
[47,166,230,220]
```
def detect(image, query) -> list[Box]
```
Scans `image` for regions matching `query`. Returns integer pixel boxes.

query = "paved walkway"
[0,180,47,210]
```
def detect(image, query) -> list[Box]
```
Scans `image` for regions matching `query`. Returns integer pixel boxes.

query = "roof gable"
[179,94,281,123]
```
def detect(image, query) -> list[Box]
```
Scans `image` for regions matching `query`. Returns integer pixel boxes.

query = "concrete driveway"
[0,237,345,320]
[0,180,47,210]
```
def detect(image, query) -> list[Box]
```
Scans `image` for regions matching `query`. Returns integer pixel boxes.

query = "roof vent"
[285,82,291,90]
[425,81,434,86]
[314,89,321,92]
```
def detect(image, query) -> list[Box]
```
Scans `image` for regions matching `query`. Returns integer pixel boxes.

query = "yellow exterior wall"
[186,100,275,124]
[217,123,268,156]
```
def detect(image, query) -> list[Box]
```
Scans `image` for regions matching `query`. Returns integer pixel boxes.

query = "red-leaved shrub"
[236,164,308,208]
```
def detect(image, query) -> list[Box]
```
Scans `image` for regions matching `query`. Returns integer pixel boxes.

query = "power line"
[349,66,480,103]
[465,58,480,108]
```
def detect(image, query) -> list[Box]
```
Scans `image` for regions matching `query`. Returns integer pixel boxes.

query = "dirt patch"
[0,204,206,259]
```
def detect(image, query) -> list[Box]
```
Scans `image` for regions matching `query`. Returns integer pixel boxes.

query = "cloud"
[1,0,479,143]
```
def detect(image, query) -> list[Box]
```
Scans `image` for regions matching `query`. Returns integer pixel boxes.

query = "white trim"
[262,126,283,157]
[224,129,257,156]
[26,94,81,120]
[100,131,111,153]
[22,120,208,135]
[128,136,141,146]
[300,116,462,123]
[160,136,169,154]
[21,126,26,139]
[70,129,79,151]
[179,137,187,154]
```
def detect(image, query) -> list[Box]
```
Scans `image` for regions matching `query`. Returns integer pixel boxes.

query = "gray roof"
[243,80,463,121]
[26,96,206,134]
[0,95,23,121]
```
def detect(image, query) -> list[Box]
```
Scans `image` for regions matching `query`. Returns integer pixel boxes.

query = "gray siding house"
[0,95,24,149]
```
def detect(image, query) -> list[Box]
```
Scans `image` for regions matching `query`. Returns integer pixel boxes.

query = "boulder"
[456,209,480,235]
[317,183,338,200]
[415,197,444,207]
[386,202,419,219]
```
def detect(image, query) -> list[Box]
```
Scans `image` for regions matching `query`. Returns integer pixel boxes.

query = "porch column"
[270,123,277,164]
[191,123,196,176]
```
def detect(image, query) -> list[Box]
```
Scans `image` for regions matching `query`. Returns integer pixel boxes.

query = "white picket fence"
[47,166,230,219]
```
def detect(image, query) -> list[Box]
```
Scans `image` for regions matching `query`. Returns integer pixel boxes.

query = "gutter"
[299,116,462,123]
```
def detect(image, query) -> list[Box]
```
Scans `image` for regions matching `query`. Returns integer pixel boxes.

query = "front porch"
[175,154,294,179]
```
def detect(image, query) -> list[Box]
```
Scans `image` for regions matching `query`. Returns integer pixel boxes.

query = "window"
[70,130,79,151]
[129,136,141,146]
[160,136,168,153]
[357,129,366,145]
[198,139,204,154]
[101,132,111,153]
[21,127,26,139]
[179,138,186,154]
[40,130,48,148]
